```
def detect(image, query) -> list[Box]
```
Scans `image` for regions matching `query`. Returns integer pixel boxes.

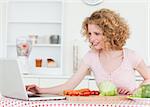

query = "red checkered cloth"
[0,96,150,107]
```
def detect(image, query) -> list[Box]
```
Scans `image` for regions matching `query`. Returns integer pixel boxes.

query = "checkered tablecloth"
[0,96,150,107]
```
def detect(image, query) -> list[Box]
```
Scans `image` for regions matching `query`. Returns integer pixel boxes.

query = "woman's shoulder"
[124,48,137,56]
[124,48,143,67]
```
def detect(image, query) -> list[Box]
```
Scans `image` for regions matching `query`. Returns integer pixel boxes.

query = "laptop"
[0,58,66,101]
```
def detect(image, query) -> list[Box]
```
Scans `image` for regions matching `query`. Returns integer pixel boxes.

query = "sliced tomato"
[94,91,100,95]
[83,91,91,96]
[90,91,95,95]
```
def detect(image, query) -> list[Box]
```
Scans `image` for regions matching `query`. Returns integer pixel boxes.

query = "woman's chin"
[93,46,102,50]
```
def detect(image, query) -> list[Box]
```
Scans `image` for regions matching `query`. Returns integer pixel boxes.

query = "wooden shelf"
[9,0,62,3]
[30,67,62,75]
[33,44,61,47]
[8,21,62,24]
[7,43,61,47]
[22,74,94,79]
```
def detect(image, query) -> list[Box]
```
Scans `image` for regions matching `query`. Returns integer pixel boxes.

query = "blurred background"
[0,0,149,90]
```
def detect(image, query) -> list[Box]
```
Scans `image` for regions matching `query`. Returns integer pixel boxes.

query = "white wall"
[0,3,2,58]
[63,0,149,75]
[0,2,7,58]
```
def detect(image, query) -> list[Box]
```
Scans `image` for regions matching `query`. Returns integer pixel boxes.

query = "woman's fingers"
[117,88,123,93]
[26,84,37,91]
[122,90,129,95]
[25,84,41,94]
[125,91,131,95]
[120,89,125,94]
[117,87,131,95]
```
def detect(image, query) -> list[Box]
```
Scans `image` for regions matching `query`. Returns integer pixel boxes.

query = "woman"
[26,8,150,95]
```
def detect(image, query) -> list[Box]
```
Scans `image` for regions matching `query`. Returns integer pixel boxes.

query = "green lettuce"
[132,84,150,98]
[98,81,118,96]
[132,87,142,98]
[141,84,150,98]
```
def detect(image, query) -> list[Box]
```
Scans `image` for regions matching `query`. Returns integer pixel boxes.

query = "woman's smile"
[88,24,104,49]
[92,41,100,47]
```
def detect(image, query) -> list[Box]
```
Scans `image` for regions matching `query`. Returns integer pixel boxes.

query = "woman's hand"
[117,87,132,95]
[26,84,42,94]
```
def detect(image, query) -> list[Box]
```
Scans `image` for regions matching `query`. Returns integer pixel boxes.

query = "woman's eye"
[88,32,91,35]
[95,32,100,36]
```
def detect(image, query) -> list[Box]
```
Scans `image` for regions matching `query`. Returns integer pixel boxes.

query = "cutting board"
[66,95,128,102]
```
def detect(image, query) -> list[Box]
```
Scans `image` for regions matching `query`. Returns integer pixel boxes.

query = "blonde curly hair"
[81,8,130,50]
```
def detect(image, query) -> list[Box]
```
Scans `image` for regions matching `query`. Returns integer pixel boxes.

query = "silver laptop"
[0,58,66,101]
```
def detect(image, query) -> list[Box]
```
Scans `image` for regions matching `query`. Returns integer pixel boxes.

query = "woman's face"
[88,24,104,50]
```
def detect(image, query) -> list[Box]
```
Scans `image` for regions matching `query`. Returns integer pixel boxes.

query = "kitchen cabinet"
[39,78,89,89]
[39,78,67,87]
[24,75,143,90]
[23,77,39,85]
[88,76,143,90]
[3,0,64,75]
[23,75,89,89]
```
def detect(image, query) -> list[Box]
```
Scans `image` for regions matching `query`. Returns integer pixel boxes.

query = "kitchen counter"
[0,95,150,107]
[22,74,95,80]
[22,74,143,81]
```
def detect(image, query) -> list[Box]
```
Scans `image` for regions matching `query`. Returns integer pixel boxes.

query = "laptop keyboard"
[28,94,41,97]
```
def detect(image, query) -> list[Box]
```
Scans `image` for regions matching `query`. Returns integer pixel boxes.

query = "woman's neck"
[100,49,123,58]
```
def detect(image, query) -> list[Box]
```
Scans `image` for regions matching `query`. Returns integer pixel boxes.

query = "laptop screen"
[0,59,66,101]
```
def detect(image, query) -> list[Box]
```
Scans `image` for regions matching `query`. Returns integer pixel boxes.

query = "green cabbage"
[141,84,150,98]
[132,87,142,98]
[132,84,150,98]
[98,81,118,96]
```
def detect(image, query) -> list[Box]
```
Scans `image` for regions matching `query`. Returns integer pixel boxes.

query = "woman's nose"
[89,36,95,43]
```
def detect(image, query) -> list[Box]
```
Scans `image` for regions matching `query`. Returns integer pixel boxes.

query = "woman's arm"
[36,62,89,95]
[135,59,150,84]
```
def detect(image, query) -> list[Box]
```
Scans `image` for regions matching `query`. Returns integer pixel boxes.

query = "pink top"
[82,48,142,91]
